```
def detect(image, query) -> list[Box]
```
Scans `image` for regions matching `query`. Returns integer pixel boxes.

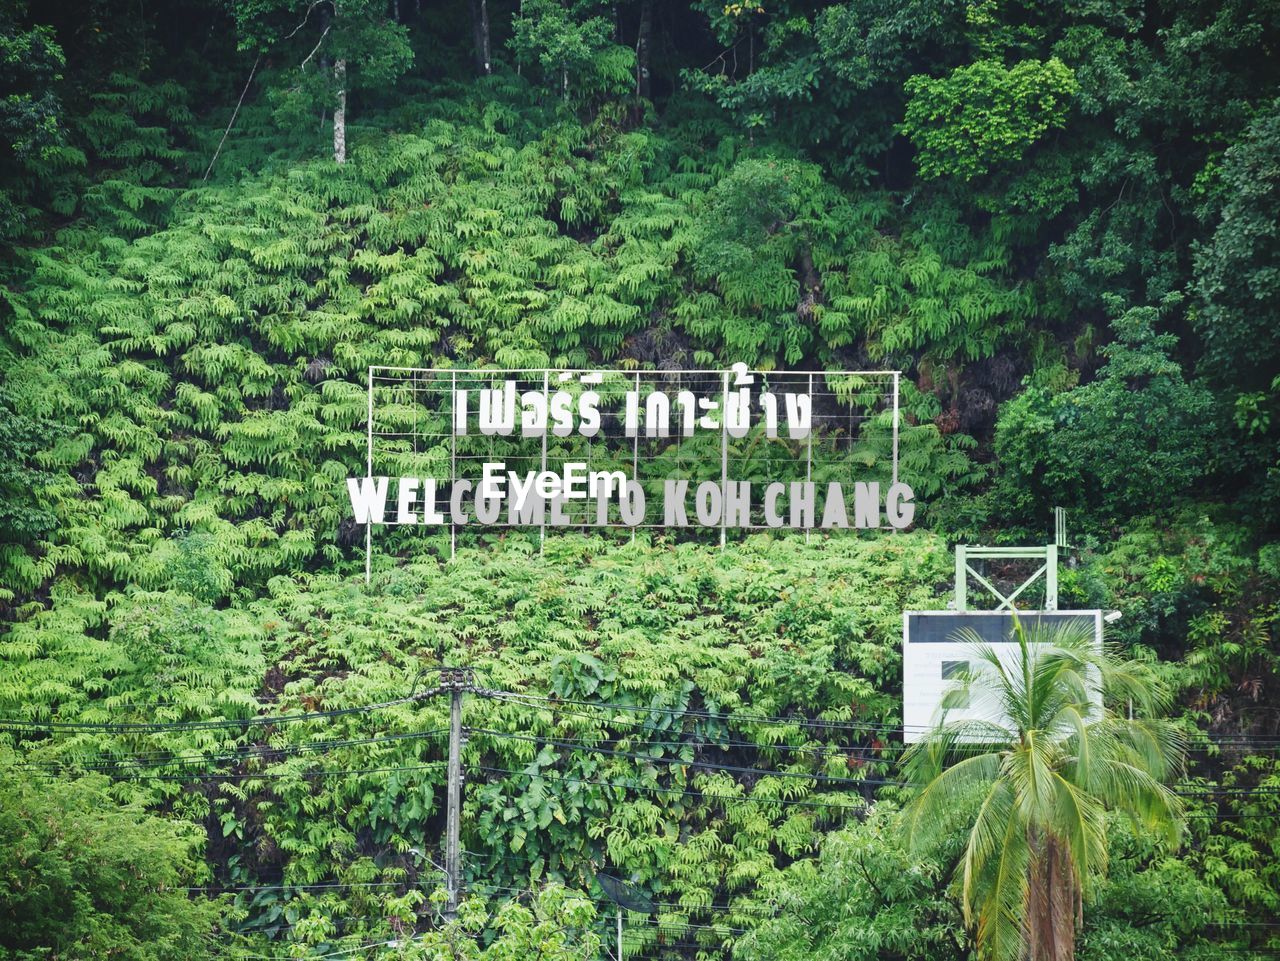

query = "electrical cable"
[483,689,1280,748]
[15,758,449,782]
[481,689,921,733]
[467,726,907,788]
[471,705,1279,767]
[458,849,781,918]
[184,873,446,895]
[468,725,910,758]
[473,725,1280,798]
[0,686,449,734]
[16,728,451,774]
[473,762,870,812]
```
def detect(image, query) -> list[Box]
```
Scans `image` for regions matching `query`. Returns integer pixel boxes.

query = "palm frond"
[1048,771,1106,897]
[975,803,1031,961]
[1084,757,1183,846]
[901,750,1003,853]
[962,779,1015,925]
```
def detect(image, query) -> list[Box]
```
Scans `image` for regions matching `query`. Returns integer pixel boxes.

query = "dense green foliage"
[1,0,1279,957]
[0,537,945,956]
[901,57,1077,182]
[990,308,1215,524]
[733,804,968,961]
[414,886,603,961]
[0,768,222,959]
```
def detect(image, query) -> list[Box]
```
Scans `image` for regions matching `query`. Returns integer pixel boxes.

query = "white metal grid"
[363,366,908,576]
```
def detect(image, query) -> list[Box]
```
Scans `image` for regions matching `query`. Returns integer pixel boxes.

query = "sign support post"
[540,371,549,553]
[617,905,624,961]
[719,370,728,550]
[365,366,373,585]
[450,370,457,561]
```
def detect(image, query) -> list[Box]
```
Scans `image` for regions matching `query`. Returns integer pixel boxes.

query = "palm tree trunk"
[1026,832,1077,961]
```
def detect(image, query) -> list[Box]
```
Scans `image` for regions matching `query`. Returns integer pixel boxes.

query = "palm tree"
[900,616,1186,961]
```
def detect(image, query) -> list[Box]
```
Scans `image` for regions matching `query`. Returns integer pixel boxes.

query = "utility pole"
[444,667,467,919]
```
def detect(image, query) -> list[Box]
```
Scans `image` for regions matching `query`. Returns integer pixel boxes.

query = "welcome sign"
[351,365,914,573]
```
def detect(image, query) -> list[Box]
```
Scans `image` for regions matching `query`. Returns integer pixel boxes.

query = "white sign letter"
[347,476,389,525]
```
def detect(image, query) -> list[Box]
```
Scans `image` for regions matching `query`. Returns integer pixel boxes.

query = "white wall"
[902,611,1102,743]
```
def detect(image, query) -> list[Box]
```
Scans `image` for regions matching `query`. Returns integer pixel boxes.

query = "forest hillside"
[1,0,1278,958]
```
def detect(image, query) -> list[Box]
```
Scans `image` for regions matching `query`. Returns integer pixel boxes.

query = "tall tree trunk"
[469,0,491,75]
[1026,833,1078,961]
[636,0,653,101]
[796,247,820,323]
[333,59,347,164]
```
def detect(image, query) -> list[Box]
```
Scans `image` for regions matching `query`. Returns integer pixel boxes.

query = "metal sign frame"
[953,509,1070,612]
[362,366,905,581]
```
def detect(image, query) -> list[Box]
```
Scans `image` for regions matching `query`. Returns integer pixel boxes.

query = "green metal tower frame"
[954,508,1068,612]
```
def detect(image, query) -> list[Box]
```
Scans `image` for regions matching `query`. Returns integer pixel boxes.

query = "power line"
[14,720,1280,806]
[184,874,446,895]
[1176,786,1280,797]
[1184,812,1280,819]
[474,763,870,812]
[481,690,922,734]
[246,934,412,961]
[469,724,910,758]
[16,759,449,782]
[4,680,1278,751]
[8,684,1280,819]
[21,727,1270,796]
[0,687,448,734]
[16,729,451,774]
[468,713,1279,771]
[470,882,752,934]
[468,727,906,788]
[483,690,1280,748]
[473,726,1280,799]
[458,849,781,918]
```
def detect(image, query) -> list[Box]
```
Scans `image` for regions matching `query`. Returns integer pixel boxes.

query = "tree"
[901,57,1078,182]
[1194,95,1280,393]
[229,0,412,163]
[509,0,634,102]
[734,804,968,961]
[687,157,841,365]
[900,617,1186,961]
[990,307,1214,529]
[0,768,223,960]
[0,3,65,245]
[469,0,492,77]
[1192,100,1280,527]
